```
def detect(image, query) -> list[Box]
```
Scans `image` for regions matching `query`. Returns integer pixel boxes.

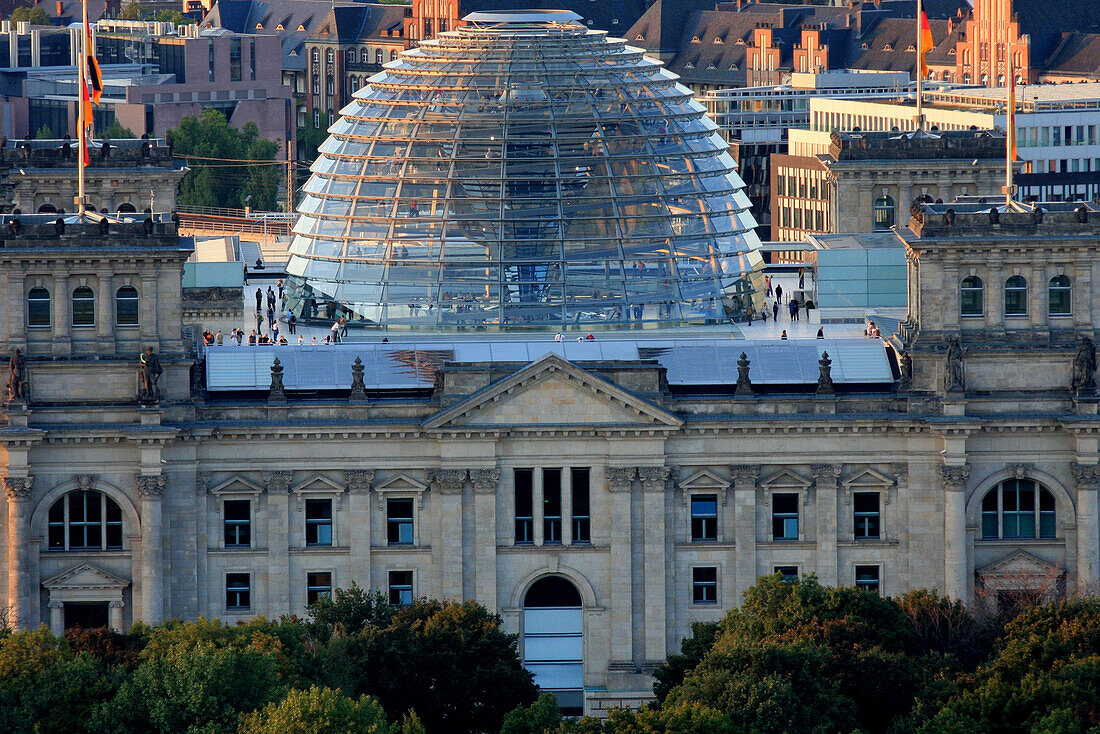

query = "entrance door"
[64,602,109,630]
[523,576,584,715]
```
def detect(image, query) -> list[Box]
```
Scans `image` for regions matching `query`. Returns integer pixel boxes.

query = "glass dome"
[285,10,763,331]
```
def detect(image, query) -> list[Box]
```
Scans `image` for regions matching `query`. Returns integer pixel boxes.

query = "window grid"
[543,469,562,544]
[771,493,799,541]
[960,276,984,317]
[47,491,123,551]
[570,468,591,543]
[1048,275,1071,315]
[305,498,333,546]
[774,565,799,582]
[1004,275,1028,317]
[226,573,251,610]
[115,285,139,326]
[690,494,718,541]
[306,571,332,606]
[853,491,881,540]
[27,286,51,327]
[855,565,880,593]
[387,498,414,546]
[982,479,1056,540]
[692,566,718,604]
[389,570,413,605]
[223,500,251,548]
[71,286,95,327]
[514,469,534,544]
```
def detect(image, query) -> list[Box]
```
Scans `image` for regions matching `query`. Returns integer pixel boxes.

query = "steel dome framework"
[286,9,762,331]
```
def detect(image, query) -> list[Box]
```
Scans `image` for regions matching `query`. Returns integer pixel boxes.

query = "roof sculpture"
[286,9,761,331]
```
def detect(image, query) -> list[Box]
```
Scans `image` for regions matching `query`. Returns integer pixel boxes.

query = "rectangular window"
[223,500,251,548]
[305,498,333,546]
[229,38,242,81]
[855,565,880,593]
[515,469,534,544]
[306,571,332,606]
[774,565,799,582]
[386,498,413,546]
[249,38,256,80]
[692,567,718,604]
[690,494,718,541]
[571,468,590,543]
[853,492,881,539]
[226,573,251,610]
[388,570,413,605]
[543,469,562,544]
[772,493,799,540]
[208,40,215,82]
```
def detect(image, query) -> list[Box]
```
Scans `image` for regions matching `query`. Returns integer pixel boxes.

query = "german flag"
[917,11,934,79]
[85,24,102,104]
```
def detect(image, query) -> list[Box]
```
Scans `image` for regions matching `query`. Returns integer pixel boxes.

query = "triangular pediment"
[423,354,682,431]
[760,469,811,489]
[209,475,265,495]
[43,563,129,590]
[375,473,428,492]
[291,474,345,495]
[978,550,1060,579]
[678,469,729,490]
[842,468,895,488]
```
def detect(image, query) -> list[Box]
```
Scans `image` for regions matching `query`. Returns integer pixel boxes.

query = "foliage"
[296,112,330,162]
[501,693,563,734]
[167,108,280,210]
[98,120,137,140]
[154,9,195,24]
[10,5,52,25]
[653,622,719,702]
[238,686,394,734]
[35,124,55,139]
[119,3,144,20]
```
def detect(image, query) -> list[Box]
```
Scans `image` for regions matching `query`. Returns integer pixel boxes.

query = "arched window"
[116,285,139,326]
[117,202,137,213]
[361,48,368,63]
[872,194,895,230]
[389,50,397,61]
[1048,275,1071,315]
[313,108,320,127]
[375,49,383,64]
[346,48,354,65]
[1005,275,1028,316]
[312,74,319,95]
[960,276,984,316]
[27,286,51,327]
[981,479,1056,539]
[326,75,334,95]
[47,490,124,551]
[71,286,95,327]
[310,48,319,63]
[326,48,334,64]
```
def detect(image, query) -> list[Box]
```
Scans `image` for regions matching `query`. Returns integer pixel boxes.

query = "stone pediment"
[842,468,895,488]
[760,469,812,490]
[208,474,265,496]
[375,473,429,492]
[677,469,730,490]
[977,550,1060,582]
[423,354,682,431]
[43,563,129,591]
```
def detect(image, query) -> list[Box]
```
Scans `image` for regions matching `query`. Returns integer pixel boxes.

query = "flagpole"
[1005,49,1016,207]
[915,0,923,131]
[77,0,88,219]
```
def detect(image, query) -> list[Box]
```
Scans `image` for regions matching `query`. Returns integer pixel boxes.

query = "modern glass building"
[286,9,763,331]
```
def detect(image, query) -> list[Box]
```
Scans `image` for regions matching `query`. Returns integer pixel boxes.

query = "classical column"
[48,599,63,635]
[108,600,124,632]
[263,471,293,614]
[95,271,113,345]
[52,273,70,355]
[940,465,970,601]
[730,465,760,605]
[1071,463,1100,591]
[139,273,158,343]
[606,467,636,671]
[639,466,670,668]
[430,469,467,601]
[345,470,374,590]
[470,469,500,609]
[812,464,841,586]
[136,474,166,625]
[5,476,33,630]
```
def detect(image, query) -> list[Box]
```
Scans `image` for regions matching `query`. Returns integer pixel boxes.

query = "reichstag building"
[3,10,1100,718]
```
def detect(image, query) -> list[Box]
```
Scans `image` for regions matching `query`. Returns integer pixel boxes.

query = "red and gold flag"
[918,11,934,78]
[85,25,102,104]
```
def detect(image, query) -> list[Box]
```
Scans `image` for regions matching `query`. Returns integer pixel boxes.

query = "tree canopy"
[167,108,281,211]
[9,6,52,25]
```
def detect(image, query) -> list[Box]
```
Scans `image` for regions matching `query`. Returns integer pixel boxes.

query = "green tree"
[93,641,286,734]
[98,120,137,140]
[653,622,720,702]
[153,9,195,24]
[119,3,143,20]
[167,108,281,210]
[296,111,330,162]
[501,693,563,734]
[10,5,52,25]
[34,124,54,139]
[238,686,394,734]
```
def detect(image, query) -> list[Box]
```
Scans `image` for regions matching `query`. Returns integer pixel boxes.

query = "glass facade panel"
[285,11,761,331]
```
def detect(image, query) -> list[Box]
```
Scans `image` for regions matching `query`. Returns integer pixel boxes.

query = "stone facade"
[2,204,1100,715]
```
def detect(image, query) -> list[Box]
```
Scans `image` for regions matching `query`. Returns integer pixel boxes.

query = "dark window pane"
[116,286,139,326]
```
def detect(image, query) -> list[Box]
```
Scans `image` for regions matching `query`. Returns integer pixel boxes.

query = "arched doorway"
[523,576,583,715]
[37,203,57,213]
[117,203,137,213]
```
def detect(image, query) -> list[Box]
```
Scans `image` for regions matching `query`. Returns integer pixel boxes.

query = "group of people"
[554,332,596,342]
[865,320,883,338]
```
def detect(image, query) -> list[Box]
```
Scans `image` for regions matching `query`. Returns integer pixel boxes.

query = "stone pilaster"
[730,465,760,606]
[638,466,670,667]
[262,471,293,614]
[48,599,63,635]
[344,470,374,590]
[1071,463,1100,592]
[470,469,500,609]
[606,467,636,672]
[940,464,970,601]
[812,464,841,586]
[136,473,166,624]
[430,469,468,601]
[108,599,124,631]
[4,476,33,630]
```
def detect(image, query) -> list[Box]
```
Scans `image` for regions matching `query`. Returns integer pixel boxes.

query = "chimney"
[56,1,63,16]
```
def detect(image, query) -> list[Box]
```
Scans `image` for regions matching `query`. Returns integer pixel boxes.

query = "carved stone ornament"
[1071,336,1097,396]
[349,357,368,402]
[263,470,294,493]
[470,468,501,494]
[891,463,909,483]
[1071,463,1100,490]
[898,351,913,390]
[940,464,970,489]
[638,466,671,492]
[76,474,97,491]
[6,348,28,404]
[3,476,33,501]
[344,469,375,494]
[1009,463,1034,480]
[135,474,165,498]
[944,335,965,394]
[735,352,753,397]
[196,472,212,494]
[138,347,163,404]
[816,351,835,395]
[812,464,842,481]
[730,465,760,487]
[428,469,467,494]
[268,357,286,403]
[607,467,636,492]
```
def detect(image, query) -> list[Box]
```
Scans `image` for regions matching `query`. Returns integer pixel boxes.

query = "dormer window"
[297,24,306,31]
[906,44,915,52]
[735,38,746,45]
[255,22,263,29]
[691,35,702,43]
[713,36,724,44]
[685,61,695,69]
[634,34,645,41]
[861,42,869,49]
[882,44,893,51]
[707,62,717,69]
[276,23,284,30]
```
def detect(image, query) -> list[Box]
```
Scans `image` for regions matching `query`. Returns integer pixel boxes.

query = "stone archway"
[37,203,57,213]
[523,576,584,715]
